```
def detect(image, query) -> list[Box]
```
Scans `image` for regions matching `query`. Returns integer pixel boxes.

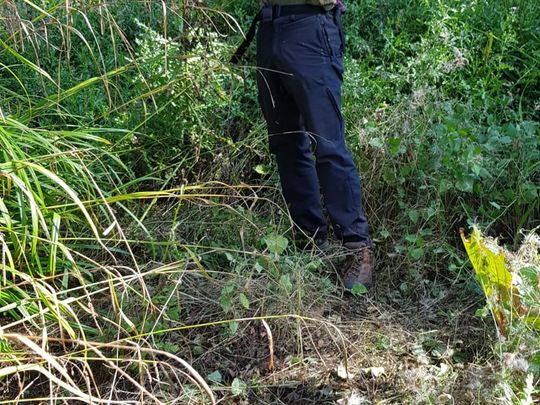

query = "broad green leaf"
[264,234,288,255]
[351,284,368,296]
[219,295,232,313]
[228,321,239,335]
[408,210,420,224]
[239,293,250,309]
[409,248,424,261]
[369,138,384,148]
[460,226,540,335]
[193,346,205,356]
[207,370,222,383]
[231,378,247,396]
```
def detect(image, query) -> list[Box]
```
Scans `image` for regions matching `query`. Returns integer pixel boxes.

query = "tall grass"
[1,2,228,401]
[0,116,334,402]
[0,114,281,402]
[0,116,239,402]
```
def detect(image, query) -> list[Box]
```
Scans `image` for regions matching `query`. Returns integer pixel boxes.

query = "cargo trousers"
[256,5,371,245]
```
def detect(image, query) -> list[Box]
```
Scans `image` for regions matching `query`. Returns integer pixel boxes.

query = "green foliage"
[336,0,540,298]
[118,20,239,177]
[263,232,289,255]
[1,121,105,274]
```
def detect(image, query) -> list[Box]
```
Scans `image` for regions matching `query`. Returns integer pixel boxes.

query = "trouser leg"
[256,11,371,245]
[256,29,327,240]
[275,13,371,245]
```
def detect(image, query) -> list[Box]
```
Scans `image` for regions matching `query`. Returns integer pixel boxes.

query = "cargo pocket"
[326,87,343,125]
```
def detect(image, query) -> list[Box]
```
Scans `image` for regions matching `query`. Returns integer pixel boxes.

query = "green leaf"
[288,356,302,365]
[519,266,538,285]
[219,295,232,313]
[455,177,474,193]
[475,306,489,318]
[405,234,418,243]
[369,138,384,148]
[530,353,540,375]
[399,165,413,177]
[49,212,61,279]
[461,227,525,336]
[231,378,247,396]
[207,370,222,383]
[228,321,239,335]
[408,210,420,224]
[159,342,180,352]
[409,248,424,261]
[388,137,403,155]
[239,293,250,309]
[506,123,517,138]
[420,228,433,237]
[279,274,293,294]
[166,304,180,319]
[306,258,322,271]
[225,252,236,263]
[351,284,368,296]
[254,164,269,175]
[254,261,264,273]
[193,346,205,356]
[264,234,288,255]
[522,182,539,203]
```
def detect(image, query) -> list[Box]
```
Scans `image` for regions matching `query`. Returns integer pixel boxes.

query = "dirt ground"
[179,276,499,405]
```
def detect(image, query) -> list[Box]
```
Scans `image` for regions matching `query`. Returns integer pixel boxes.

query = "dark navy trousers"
[256,6,371,245]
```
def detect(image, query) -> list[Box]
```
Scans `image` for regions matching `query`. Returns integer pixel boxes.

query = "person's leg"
[256,20,328,243]
[276,12,371,246]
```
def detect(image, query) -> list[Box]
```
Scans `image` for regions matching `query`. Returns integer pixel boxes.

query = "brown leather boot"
[342,243,374,290]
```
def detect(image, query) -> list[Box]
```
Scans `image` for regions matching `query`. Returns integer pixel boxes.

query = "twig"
[261,320,274,372]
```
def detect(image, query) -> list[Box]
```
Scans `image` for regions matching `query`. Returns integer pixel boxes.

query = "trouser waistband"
[261,4,326,22]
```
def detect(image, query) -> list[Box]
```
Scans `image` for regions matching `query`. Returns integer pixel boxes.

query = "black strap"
[230,12,261,65]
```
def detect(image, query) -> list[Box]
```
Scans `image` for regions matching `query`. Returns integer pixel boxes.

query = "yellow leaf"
[461,226,514,336]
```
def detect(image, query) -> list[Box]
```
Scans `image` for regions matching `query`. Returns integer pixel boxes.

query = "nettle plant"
[421,105,539,233]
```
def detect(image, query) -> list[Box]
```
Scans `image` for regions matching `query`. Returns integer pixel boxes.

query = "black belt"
[230,5,327,64]
[268,4,326,18]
